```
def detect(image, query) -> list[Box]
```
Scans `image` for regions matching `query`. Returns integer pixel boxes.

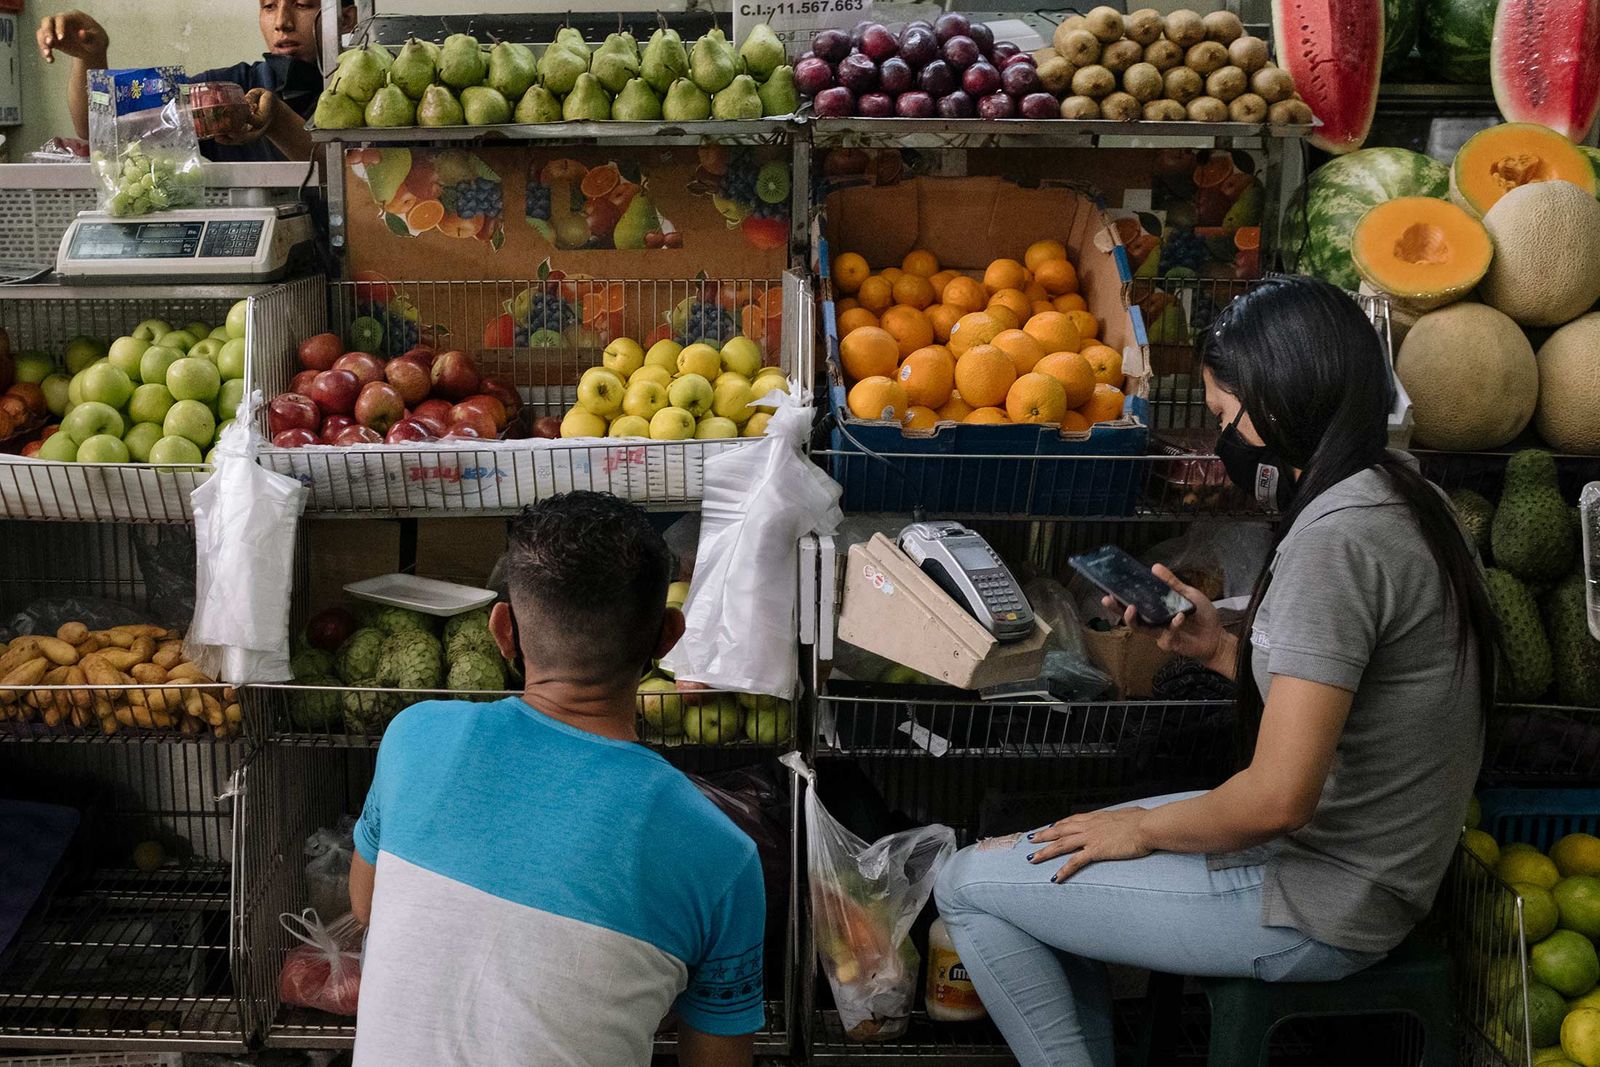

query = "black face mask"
[1217,411,1296,511]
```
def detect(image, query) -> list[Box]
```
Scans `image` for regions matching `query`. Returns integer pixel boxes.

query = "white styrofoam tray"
[344,574,496,617]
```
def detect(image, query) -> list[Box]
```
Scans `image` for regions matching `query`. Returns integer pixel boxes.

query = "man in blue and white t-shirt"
[349,492,765,1066]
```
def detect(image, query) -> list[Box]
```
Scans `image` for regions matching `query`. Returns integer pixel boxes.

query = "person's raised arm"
[677,1026,753,1067]
[36,11,109,140]
[349,850,375,925]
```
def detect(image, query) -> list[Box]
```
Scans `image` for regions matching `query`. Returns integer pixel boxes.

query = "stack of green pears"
[313,22,797,129]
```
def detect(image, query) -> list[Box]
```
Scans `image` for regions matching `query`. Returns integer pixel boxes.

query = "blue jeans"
[933,793,1384,1067]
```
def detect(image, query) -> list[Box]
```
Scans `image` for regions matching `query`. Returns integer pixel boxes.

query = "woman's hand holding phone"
[1102,564,1230,672]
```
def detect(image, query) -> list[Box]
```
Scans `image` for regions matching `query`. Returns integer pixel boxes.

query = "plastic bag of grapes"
[87,67,204,217]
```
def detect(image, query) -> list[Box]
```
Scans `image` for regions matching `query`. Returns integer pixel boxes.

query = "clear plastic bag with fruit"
[87,67,204,217]
[278,909,364,1016]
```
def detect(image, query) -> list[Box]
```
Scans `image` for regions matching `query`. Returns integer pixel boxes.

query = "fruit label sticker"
[863,563,895,596]
[733,0,872,52]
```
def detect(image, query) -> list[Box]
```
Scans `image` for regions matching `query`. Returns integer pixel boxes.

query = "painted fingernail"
[1026,831,1034,840]
[1026,852,1035,861]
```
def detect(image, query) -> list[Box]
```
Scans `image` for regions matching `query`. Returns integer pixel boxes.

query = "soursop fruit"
[1485,567,1554,701]
[1492,450,1577,583]
[290,647,336,680]
[369,605,436,636]
[1545,573,1600,707]
[1447,488,1493,559]
[376,630,444,690]
[289,675,343,731]
[335,628,386,684]
[342,689,402,733]
[443,608,498,659]
[447,650,506,691]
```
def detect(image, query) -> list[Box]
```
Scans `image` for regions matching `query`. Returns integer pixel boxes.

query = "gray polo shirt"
[1211,460,1483,954]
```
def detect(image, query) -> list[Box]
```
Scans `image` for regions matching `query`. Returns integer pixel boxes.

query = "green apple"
[667,374,713,418]
[123,421,166,462]
[79,363,136,409]
[77,433,131,463]
[609,414,651,438]
[602,337,645,379]
[148,435,204,466]
[167,358,221,404]
[629,365,672,389]
[682,694,743,743]
[107,336,151,380]
[14,351,56,384]
[720,335,762,378]
[184,320,211,340]
[37,432,78,462]
[214,418,234,445]
[751,374,789,400]
[742,412,771,438]
[225,300,248,340]
[64,335,107,373]
[644,339,682,373]
[40,374,72,417]
[216,339,246,382]
[139,346,184,388]
[130,319,171,343]
[127,383,175,426]
[649,406,696,440]
[188,337,224,363]
[622,379,668,420]
[576,367,626,418]
[67,372,85,407]
[157,330,199,352]
[209,326,232,341]
[712,380,755,424]
[62,401,125,444]
[216,379,246,421]
[713,371,750,390]
[560,406,608,438]
[676,342,721,380]
[665,581,691,610]
[695,416,738,439]
[163,399,216,447]
[637,676,685,738]
[742,700,791,743]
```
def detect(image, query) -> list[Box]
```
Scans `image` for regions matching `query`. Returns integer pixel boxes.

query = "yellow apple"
[695,416,739,439]
[667,373,714,417]
[712,380,755,424]
[649,406,696,440]
[602,337,645,378]
[751,374,789,400]
[622,379,669,419]
[560,406,608,438]
[742,412,772,437]
[713,370,751,391]
[677,342,721,380]
[608,414,651,437]
[576,367,626,418]
[644,339,682,373]
[637,675,685,737]
[719,335,763,378]
[629,365,672,388]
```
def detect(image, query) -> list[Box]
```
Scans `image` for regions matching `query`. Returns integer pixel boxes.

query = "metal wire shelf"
[804,116,1312,150]
[0,684,240,742]
[1441,843,1533,1067]
[311,119,795,147]
[1482,703,1600,786]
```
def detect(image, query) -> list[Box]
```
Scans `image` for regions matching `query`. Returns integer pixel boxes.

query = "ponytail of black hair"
[1200,275,1497,748]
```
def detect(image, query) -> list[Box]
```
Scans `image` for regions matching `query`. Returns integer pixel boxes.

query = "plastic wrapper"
[4,597,160,643]
[278,910,363,1016]
[781,753,955,1042]
[659,389,842,697]
[304,818,356,923]
[88,67,203,217]
[1019,576,1112,700]
[1581,482,1599,640]
[187,81,251,141]
[27,137,90,162]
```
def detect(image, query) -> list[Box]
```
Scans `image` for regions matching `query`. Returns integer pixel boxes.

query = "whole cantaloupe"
[1479,181,1600,327]
[1534,312,1600,454]
[1395,302,1538,450]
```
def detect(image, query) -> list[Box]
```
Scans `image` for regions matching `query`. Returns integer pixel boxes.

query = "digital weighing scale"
[56,204,317,284]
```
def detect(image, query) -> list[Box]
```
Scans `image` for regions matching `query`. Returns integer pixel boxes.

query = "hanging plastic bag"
[659,388,842,697]
[88,67,204,217]
[781,752,955,1042]
[186,400,307,681]
[278,909,363,1016]
[304,818,357,923]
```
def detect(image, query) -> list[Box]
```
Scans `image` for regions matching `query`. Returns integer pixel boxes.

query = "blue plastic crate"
[1476,788,1600,851]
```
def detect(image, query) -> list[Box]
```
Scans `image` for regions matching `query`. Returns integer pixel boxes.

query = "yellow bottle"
[925,918,987,1022]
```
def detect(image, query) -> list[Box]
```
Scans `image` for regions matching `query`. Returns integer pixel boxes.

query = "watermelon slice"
[1272,0,1385,154]
[1491,0,1600,142]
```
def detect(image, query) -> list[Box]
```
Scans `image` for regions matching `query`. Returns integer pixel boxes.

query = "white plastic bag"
[781,752,955,1042]
[277,909,363,1016]
[660,388,842,697]
[186,401,307,681]
[304,818,357,922]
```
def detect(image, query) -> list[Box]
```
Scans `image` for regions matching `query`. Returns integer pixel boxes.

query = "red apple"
[443,424,485,440]
[429,350,480,401]
[532,415,562,439]
[321,415,355,442]
[297,333,343,372]
[269,392,321,436]
[355,380,405,435]
[334,351,385,387]
[452,394,508,432]
[448,407,499,439]
[272,427,319,448]
[386,418,437,444]
[290,369,319,395]
[385,358,432,406]
[399,346,436,369]
[40,425,59,440]
[412,398,453,436]
[21,440,43,457]
[306,368,361,417]
[331,424,381,445]
[478,377,523,420]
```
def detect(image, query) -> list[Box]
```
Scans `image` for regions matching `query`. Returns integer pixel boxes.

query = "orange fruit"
[991,329,1047,376]
[983,303,1020,330]
[892,273,936,310]
[1034,352,1097,408]
[898,345,955,408]
[857,276,893,313]
[983,258,1028,294]
[1006,372,1069,425]
[880,305,934,357]
[902,405,939,431]
[929,270,959,298]
[880,267,906,285]
[948,311,1004,357]
[847,375,909,422]
[1061,410,1091,432]
[1025,239,1068,271]
[937,391,975,423]
[840,326,900,381]
[927,303,963,344]
[1034,259,1079,296]
[1053,293,1088,314]
[1065,309,1099,342]
[1032,301,1056,317]
[902,249,940,277]
[836,296,860,314]
[833,252,870,295]
[954,344,1017,408]
[1078,383,1126,424]
[965,407,1011,425]
[1024,311,1083,355]
[988,288,1033,324]
[942,276,989,315]
[1081,343,1123,386]
[1023,281,1049,303]
[838,307,880,335]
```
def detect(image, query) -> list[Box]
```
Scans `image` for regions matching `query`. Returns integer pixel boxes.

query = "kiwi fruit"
[1122,62,1164,102]
[1184,41,1229,75]
[1100,91,1141,121]
[1205,65,1248,103]
[1100,39,1145,75]
[1053,18,1085,55]
[1143,99,1187,121]
[1071,64,1118,99]
[1228,92,1268,123]
[1202,11,1244,45]
[1144,39,1184,71]
[1228,36,1269,73]
[1162,66,1203,104]
[1061,29,1103,67]
[1038,56,1076,95]
[1032,46,1060,64]
[1059,95,1102,119]
[1164,9,1206,49]
[1251,66,1296,103]
[1124,8,1165,46]
[1186,96,1228,122]
[1085,5,1127,43]
[1268,98,1315,124]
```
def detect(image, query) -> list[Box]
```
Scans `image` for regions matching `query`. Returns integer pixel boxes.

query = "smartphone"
[1068,545,1194,627]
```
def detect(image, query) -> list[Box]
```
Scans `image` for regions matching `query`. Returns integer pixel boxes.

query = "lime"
[1553,834,1600,878]
[1503,850,1563,890]
[1468,795,1482,830]
[1507,842,1544,856]
[1516,882,1562,941]
[1534,1047,1579,1066]
[1509,982,1569,1048]
[1563,1006,1600,1067]
[1533,930,1600,998]
[1467,829,1502,869]
[1573,989,1600,1013]
[1556,876,1600,939]
[132,840,165,873]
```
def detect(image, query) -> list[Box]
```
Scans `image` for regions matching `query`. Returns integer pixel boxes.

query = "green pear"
[364,84,416,127]
[554,27,590,63]
[739,23,785,81]
[690,28,737,93]
[514,84,562,123]
[332,48,386,104]
[711,74,761,119]
[438,33,487,90]
[640,28,689,94]
[416,84,464,126]
[590,31,641,94]
[537,41,589,96]
[366,42,393,69]
[758,64,797,116]
[312,89,365,129]
[419,40,441,64]
[662,78,711,120]
[613,193,660,250]
[389,38,437,100]
[613,77,663,121]
[562,73,612,121]
[460,85,511,125]
[487,41,538,99]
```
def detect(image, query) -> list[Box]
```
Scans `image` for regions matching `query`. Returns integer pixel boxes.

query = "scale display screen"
[66,219,267,261]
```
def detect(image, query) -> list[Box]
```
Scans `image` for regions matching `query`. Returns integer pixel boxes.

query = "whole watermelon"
[1384,0,1421,72]
[1283,147,1450,291]
[1420,0,1497,83]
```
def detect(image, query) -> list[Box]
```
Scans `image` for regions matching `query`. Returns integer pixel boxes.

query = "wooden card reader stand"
[837,533,1053,690]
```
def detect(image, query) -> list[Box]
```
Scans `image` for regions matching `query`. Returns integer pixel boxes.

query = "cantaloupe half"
[1449,123,1598,218]
[1351,197,1493,311]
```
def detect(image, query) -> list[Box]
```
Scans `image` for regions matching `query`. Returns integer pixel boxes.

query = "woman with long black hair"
[934,275,1494,1067]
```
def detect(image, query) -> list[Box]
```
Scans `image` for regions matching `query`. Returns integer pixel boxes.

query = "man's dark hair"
[504,492,672,682]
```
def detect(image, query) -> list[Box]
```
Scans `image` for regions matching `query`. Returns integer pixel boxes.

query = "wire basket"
[0,1055,184,1067]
